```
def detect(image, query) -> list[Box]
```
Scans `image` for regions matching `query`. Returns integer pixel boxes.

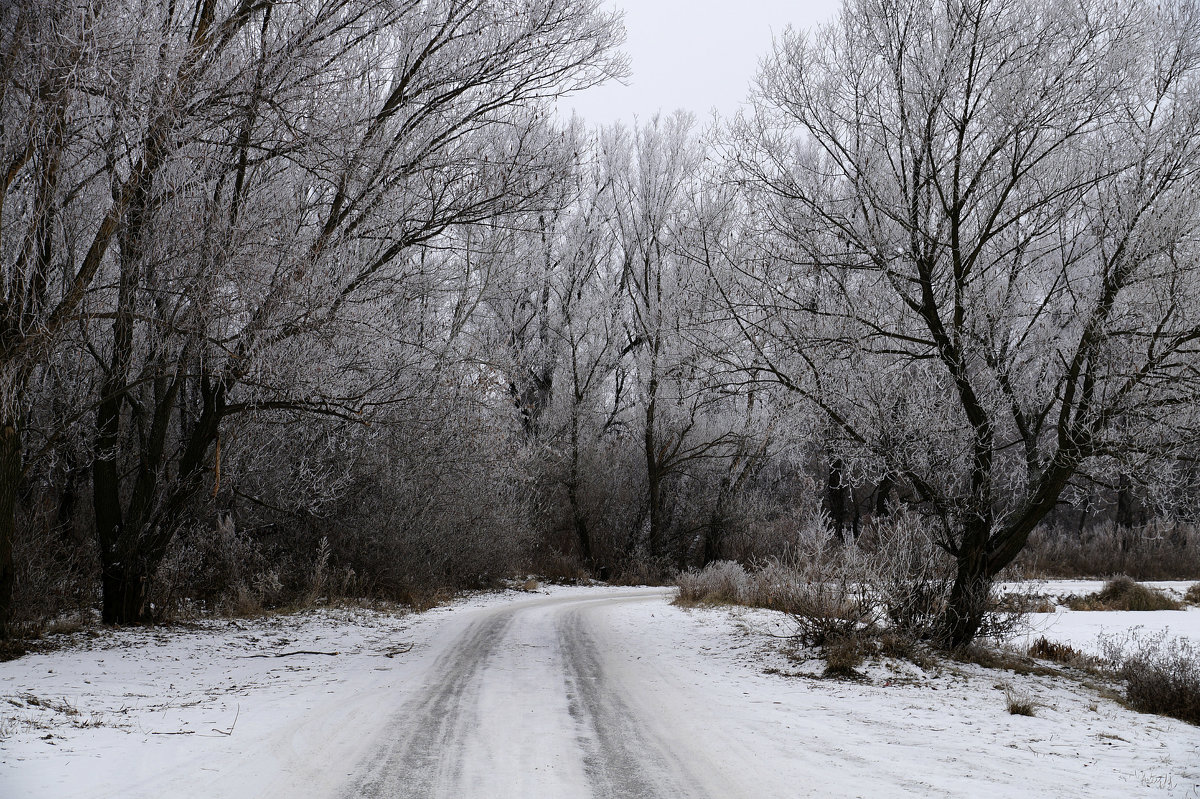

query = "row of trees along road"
[3,0,1200,647]
[0,0,625,629]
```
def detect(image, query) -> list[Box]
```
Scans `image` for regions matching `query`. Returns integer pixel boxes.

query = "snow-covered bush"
[675,512,1029,651]
[675,561,749,605]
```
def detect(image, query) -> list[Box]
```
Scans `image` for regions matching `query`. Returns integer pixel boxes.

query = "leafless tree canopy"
[2,0,1199,647]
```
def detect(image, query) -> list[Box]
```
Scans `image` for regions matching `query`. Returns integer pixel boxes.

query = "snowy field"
[1,582,1198,798]
[1009,580,1200,656]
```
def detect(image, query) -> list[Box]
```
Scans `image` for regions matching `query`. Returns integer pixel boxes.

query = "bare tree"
[1,0,625,628]
[601,114,756,566]
[732,0,1200,645]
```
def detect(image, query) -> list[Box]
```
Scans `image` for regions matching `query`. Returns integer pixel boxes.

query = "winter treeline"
[4,0,1200,645]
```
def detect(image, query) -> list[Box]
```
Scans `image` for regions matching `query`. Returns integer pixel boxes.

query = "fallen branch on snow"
[239,650,340,658]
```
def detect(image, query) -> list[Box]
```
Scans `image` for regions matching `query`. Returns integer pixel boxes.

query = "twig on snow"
[211,705,239,736]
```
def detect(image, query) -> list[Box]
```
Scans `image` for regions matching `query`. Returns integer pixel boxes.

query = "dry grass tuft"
[823,634,866,678]
[1066,576,1183,611]
[1185,583,1200,606]
[1005,687,1038,716]
[1027,636,1087,665]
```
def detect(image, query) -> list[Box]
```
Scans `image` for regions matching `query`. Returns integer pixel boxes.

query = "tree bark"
[644,418,662,560]
[943,549,991,649]
[566,416,592,565]
[101,562,150,625]
[826,455,849,541]
[0,419,21,638]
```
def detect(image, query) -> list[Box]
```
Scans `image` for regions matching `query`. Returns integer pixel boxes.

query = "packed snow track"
[346,588,729,799]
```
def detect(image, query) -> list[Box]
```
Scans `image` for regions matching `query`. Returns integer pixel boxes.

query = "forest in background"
[3,0,1200,648]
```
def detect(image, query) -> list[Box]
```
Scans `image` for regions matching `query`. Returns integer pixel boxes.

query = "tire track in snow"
[558,602,712,799]
[345,609,517,799]
[343,590,704,799]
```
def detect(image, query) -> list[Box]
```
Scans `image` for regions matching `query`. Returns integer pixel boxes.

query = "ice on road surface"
[3,584,1200,798]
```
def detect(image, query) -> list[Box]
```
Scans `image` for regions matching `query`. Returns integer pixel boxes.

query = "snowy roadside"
[2,581,1199,798]
[654,596,1200,798]
[0,584,625,799]
[653,581,1200,798]
[0,602,418,798]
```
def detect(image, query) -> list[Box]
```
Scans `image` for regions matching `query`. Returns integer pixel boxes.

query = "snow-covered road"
[4,584,1200,798]
[346,588,737,799]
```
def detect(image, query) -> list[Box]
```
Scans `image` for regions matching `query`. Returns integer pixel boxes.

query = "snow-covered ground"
[1,581,1199,798]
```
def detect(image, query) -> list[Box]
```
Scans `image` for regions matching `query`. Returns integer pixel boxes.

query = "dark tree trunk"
[943,546,991,649]
[874,475,894,518]
[101,561,151,625]
[643,382,665,560]
[645,432,662,560]
[0,419,20,638]
[572,509,592,565]
[826,455,849,541]
[1116,478,1134,529]
[939,463,1077,648]
[942,503,999,647]
[701,512,724,568]
[702,479,731,568]
[566,414,591,565]
[93,367,223,625]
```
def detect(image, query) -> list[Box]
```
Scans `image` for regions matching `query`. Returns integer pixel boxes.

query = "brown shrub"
[824,634,866,678]
[876,629,916,660]
[1102,632,1200,725]
[531,553,590,585]
[674,561,747,605]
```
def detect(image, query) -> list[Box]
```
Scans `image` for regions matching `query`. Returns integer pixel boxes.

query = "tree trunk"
[101,562,151,625]
[827,455,849,541]
[943,549,991,649]
[93,369,223,625]
[874,475,894,518]
[1116,478,1134,529]
[941,516,995,649]
[643,382,664,560]
[645,436,662,559]
[702,512,723,567]
[567,414,591,565]
[0,419,21,638]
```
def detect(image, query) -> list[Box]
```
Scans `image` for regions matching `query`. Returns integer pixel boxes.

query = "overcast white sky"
[558,0,842,127]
